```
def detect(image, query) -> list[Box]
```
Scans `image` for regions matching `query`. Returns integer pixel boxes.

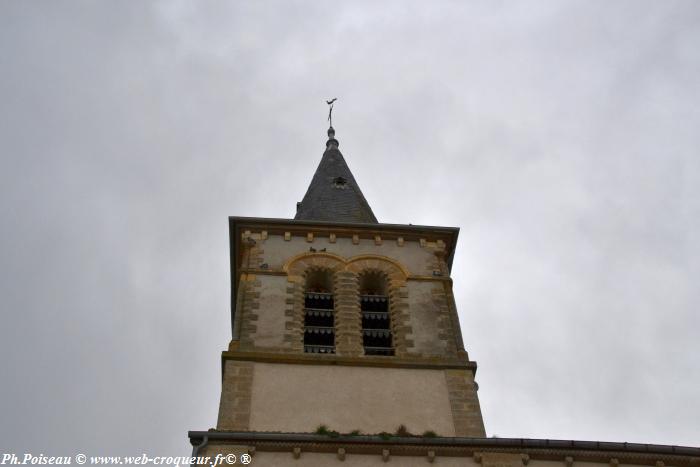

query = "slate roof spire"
[294,127,378,223]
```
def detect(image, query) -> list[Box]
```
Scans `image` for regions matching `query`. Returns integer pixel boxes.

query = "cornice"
[229,216,460,240]
[221,349,477,373]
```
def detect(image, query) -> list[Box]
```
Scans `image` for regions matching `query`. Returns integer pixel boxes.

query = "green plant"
[315,424,340,437]
[348,430,361,436]
[378,431,393,440]
[422,430,437,438]
[395,424,413,437]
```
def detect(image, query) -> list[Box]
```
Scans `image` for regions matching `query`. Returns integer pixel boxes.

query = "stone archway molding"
[284,252,409,281]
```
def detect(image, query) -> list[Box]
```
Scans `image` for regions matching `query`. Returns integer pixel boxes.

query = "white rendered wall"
[248,362,456,436]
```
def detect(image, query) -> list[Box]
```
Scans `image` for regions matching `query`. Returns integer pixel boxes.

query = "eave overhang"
[188,431,700,465]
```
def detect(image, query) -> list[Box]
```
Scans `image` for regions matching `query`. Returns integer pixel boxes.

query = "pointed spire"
[294,127,378,224]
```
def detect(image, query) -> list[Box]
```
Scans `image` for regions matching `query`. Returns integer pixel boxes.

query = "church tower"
[190,124,486,461]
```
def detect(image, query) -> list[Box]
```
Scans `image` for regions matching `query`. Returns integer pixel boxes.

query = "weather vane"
[326,98,337,127]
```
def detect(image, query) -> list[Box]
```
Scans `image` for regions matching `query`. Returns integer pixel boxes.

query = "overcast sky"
[1,0,699,457]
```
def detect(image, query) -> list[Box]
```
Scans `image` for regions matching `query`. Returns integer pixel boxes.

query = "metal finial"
[326,98,337,128]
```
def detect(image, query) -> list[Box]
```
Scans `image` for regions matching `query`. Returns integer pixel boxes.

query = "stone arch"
[347,255,411,357]
[285,252,346,280]
[357,268,391,295]
[284,252,347,355]
[282,252,412,357]
[345,254,409,283]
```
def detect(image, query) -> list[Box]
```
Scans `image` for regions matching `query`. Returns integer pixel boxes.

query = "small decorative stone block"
[656,462,665,467]
[261,230,268,240]
[337,448,346,461]
[329,233,337,243]
[436,239,445,249]
[284,232,291,241]
[397,236,404,246]
[382,449,390,462]
[419,238,427,248]
[374,235,382,245]
[352,234,360,245]
[427,450,436,463]
[306,233,314,243]
[522,454,530,465]
[565,456,574,467]
[293,447,301,459]
[474,452,526,467]
[610,459,619,467]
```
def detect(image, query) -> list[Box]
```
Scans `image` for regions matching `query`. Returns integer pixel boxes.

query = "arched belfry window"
[359,271,394,356]
[303,269,335,354]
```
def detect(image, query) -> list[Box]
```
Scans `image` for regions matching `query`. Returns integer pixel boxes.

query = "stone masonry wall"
[216,360,254,430]
[445,368,486,437]
[232,232,470,359]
